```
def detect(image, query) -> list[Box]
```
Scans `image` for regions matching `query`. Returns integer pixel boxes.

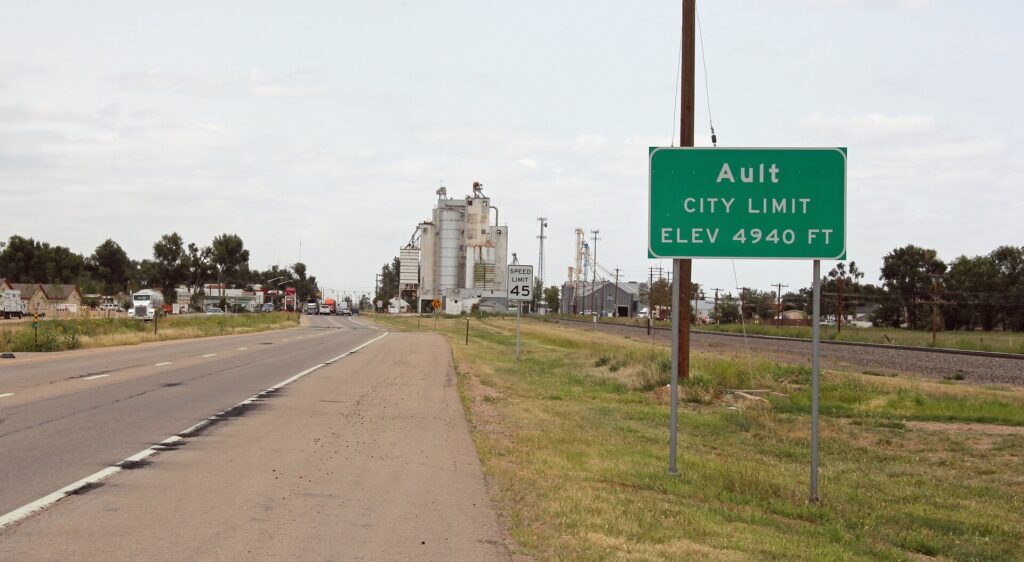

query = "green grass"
[375,314,1024,561]
[548,313,1024,355]
[0,312,299,352]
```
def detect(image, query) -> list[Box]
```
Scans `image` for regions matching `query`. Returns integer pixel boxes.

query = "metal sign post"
[507,265,534,362]
[811,260,821,503]
[516,303,521,360]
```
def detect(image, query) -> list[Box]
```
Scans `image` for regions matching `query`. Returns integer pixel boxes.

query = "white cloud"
[114,69,326,98]
[776,0,933,8]
[799,112,936,136]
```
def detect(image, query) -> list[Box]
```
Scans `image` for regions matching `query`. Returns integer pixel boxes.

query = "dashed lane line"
[154,362,172,367]
[236,347,248,351]
[0,330,390,531]
[0,393,13,399]
[201,354,217,358]
[82,374,109,381]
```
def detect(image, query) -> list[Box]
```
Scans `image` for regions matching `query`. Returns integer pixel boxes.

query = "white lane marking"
[0,330,391,531]
[0,393,14,398]
[281,338,289,342]
[82,374,109,381]
[201,353,216,358]
[154,362,172,367]
[236,347,248,351]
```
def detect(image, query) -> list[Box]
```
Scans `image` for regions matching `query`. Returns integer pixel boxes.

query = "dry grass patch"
[373,314,1024,561]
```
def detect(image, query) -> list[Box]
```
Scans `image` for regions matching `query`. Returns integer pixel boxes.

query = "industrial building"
[560,280,641,317]
[400,182,510,314]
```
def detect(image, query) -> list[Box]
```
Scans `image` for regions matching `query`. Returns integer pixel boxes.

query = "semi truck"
[2,290,25,319]
[131,289,165,321]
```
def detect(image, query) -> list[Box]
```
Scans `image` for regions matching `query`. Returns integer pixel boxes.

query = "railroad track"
[553,318,1023,360]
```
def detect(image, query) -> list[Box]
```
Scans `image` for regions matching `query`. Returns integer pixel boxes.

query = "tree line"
[0,234,321,307]
[638,244,1024,332]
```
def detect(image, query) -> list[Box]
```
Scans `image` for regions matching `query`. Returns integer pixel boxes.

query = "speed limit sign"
[507,265,534,301]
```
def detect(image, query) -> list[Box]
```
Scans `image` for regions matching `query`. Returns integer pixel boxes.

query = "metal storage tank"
[418,223,436,300]
[436,199,464,296]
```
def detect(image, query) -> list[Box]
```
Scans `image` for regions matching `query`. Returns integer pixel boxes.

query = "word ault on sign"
[648,147,846,260]
[507,265,534,301]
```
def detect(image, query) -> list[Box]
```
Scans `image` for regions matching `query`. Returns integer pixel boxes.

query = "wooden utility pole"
[711,287,723,324]
[774,283,789,327]
[930,274,942,346]
[613,268,621,318]
[836,277,844,334]
[669,0,695,477]
[648,267,655,335]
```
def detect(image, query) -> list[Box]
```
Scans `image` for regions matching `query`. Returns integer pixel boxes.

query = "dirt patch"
[461,363,505,438]
[905,421,1024,436]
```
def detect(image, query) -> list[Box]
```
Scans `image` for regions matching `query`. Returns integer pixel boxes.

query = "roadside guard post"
[649,147,846,502]
[507,265,534,361]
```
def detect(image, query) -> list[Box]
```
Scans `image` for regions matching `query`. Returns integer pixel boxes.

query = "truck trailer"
[2,290,25,319]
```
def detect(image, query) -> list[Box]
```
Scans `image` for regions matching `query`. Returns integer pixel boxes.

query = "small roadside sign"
[507,265,534,301]
[432,299,441,311]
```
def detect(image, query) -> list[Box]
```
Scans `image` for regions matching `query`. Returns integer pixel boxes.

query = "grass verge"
[375,314,1024,561]
[0,312,299,352]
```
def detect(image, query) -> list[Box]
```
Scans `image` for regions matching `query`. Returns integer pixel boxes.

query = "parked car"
[205,307,225,315]
[260,303,274,313]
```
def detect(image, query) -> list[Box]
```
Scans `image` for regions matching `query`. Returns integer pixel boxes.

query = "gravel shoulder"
[0,331,509,561]
[553,320,1024,386]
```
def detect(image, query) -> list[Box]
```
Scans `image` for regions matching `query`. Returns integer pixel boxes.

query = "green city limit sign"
[649,147,846,260]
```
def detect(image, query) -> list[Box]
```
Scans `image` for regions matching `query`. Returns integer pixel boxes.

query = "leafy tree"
[637,282,649,308]
[823,261,865,330]
[211,233,250,288]
[880,245,946,329]
[649,278,671,309]
[991,245,1024,330]
[88,239,131,295]
[374,257,402,307]
[714,293,741,323]
[738,288,774,322]
[543,285,560,312]
[152,233,187,302]
[531,278,544,311]
[943,254,1000,331]
[0,235,84,284]
[290,261,319,303]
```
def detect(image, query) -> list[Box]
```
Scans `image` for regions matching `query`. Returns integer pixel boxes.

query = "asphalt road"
[0,314,379,518]
[0,318,507,560]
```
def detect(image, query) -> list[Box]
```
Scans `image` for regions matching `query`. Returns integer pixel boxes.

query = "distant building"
[0,279,82,317]
[560,281,641,317]
[409,182,510,315]
[387,297,411,314]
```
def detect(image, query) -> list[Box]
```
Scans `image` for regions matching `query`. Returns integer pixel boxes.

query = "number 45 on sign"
[507,265,534,301]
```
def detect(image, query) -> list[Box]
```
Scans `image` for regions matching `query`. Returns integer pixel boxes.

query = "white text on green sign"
[648,147,846,259]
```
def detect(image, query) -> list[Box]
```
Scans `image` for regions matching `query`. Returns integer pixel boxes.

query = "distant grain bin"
[415,182,509,314]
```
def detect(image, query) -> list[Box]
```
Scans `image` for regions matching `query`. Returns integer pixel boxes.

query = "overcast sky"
[2,1,1021,299]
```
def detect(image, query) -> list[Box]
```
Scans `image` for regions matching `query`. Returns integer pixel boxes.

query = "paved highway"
[0,315,506,560]
[0,315,381,518]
